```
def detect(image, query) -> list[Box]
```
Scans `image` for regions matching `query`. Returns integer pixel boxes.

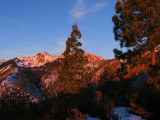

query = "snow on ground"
[0,64,17,82]
[87,115,100,120]
[112,107,146,120]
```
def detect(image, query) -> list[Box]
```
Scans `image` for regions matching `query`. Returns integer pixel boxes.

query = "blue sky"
[0,0,119,60]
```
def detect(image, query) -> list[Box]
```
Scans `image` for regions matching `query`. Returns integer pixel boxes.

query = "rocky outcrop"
[84,53,104,62]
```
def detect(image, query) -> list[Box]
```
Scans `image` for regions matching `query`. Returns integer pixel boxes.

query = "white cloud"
[89,2,108,12]
[70,0,108,20]
[70,0,87,19]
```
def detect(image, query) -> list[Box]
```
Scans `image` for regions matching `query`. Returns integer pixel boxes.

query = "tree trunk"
[151,49,156,66]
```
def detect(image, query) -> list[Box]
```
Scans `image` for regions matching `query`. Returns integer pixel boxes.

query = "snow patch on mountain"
[1,71,17,87]
[0,68,18,97]
[0,65,43,103]
[1,70,18,87]
[0,59,7,64]
[0,64,17,82]
[42,73,57,88]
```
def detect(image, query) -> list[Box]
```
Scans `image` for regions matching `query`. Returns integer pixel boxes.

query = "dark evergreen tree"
[57,23,88,94]
[112,0,160,65]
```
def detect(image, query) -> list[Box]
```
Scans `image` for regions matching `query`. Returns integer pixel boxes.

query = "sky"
[0,0,119,60]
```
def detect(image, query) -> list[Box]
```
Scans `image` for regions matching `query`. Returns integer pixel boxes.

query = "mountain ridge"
[9,52,105,68]
[0,59,7,65]
[0,52,109,102]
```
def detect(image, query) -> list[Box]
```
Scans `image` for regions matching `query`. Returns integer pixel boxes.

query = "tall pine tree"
[57,23,88,94]
[112,0,160,65]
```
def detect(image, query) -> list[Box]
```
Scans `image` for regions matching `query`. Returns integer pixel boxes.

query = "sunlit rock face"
[84,53,104,62]
[15,52,62,67]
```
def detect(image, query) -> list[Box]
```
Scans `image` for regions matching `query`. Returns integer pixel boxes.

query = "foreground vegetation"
[0,57,160,120]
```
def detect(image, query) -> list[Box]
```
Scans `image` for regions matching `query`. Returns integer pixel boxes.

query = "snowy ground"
[87,115,100,120]
[112,107,146,120]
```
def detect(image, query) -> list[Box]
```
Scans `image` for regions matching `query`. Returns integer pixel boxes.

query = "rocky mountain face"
[0,52,120,102]
[84,53,104,62]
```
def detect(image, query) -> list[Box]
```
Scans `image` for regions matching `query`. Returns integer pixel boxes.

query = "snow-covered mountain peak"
[15,52,60,67]
[13,52,105,67]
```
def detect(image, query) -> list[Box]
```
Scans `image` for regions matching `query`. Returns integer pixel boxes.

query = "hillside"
[1,51,158,120]
[0,52,117,101]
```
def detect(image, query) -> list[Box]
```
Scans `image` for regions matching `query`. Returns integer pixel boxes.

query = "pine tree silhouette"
[57,23,88,94]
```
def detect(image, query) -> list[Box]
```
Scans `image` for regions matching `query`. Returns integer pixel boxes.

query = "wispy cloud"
[0,48,36,57]
[70,0,87,19]
[0,37,88,60]
[0,16,29,31]
[89,2,108,13]
[0,38,67,60]
[0,48,34,60]
[70,0,108,20]
[0,50,15,55]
